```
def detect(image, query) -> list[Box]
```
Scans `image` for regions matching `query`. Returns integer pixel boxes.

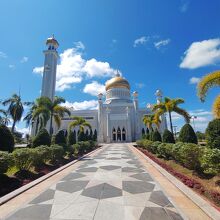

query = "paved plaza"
[4,143,184,220]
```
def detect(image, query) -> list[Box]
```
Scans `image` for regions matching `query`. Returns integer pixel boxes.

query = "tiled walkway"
[5,144,184,220]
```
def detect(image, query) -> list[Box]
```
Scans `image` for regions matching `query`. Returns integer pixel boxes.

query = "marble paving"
[5,143,184,220]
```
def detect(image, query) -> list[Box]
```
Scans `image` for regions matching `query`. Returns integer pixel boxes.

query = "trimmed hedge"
[67,130,76,146]
[32,128,51,147]
[55,130,66,145]
[0,151,13,173]
[151,130,162,142]
[136,139,220,174]
[0,124,15,152]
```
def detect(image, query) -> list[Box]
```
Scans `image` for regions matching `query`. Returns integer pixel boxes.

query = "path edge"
[131,144,220,220]
[0,146,102,206]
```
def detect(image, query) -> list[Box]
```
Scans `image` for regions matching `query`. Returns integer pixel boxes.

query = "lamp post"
[190,115,197,131]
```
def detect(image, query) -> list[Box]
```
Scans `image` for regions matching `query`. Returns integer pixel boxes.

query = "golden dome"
[105,75,130,91]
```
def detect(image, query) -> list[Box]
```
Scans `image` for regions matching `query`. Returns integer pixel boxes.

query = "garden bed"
[136,146,220,209]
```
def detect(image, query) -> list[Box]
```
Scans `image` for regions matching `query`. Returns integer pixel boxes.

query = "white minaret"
[41,35,59,100]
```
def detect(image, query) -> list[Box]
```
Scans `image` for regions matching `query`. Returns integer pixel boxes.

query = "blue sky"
[0,0,220,133]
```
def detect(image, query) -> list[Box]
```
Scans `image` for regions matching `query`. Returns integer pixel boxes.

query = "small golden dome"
[46,35,59,48]
[105,75,130,91]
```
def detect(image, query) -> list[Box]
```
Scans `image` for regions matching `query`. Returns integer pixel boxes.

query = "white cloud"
[83,81,105,96]
[189,77,200,84]
[154,39,171,49]
[62,100,98,110]
[134,36,148,47]
[0,51,7,58]
[170,109,213,132]
[15,127,30,136]
[9,64,15,69]
[180,38,220,69]
[20,56,28,63]
[33,42,117,92]
[180,1,189,13]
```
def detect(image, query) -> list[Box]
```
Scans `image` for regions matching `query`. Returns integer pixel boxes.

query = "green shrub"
[206,119,220,149]
[73,141,95,156]
[151,130,162,142]
[179,124,198,144]
[200,148,220,175]
[32,128,51,147]
[30,147,46,167]
[35,145,51,163]
[93,130,97,141]
[162,129,175,143]
[12,148,34,170]
[0,124,15,152]
[55,130,66,145]
[0,151,13,173]
[171,142,184,162]
[67,130,76,146]
[49,145,64,164]
[157,143,174,159]
[78,131,85,142]
[178,143,201,170]
[149,141,161,154]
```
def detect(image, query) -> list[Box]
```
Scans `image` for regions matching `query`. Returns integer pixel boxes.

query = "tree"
[93,129,97,141]
[197,70,220,118]
[0,109,10,125]
[162,129,175,143]
[32,128,51,147]
[2,94,24,133]
[67,130,76,145]
[179,124,198,144]
[0,124,15,152]
[142,114,160,131]
[205,119,220,149]
[153,97,190,134]
[55,130,66,145]
[24,96,71,135]
[68,116,91,135]
[151,130,162,142]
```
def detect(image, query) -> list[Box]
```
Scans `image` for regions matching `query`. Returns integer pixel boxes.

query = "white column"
[97,93,104,143]
[126,107,132,142]
[106,107,111,143]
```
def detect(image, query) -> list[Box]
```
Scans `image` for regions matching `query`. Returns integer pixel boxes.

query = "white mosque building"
[38,36,167,143]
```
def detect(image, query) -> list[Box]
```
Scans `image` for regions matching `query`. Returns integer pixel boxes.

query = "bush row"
[136,139,220,175]
[0,140,97,174]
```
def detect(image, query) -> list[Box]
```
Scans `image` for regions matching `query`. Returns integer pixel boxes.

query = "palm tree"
[68,116,91,133]
[142,114,161,131]
[24,96,71,135]
[2,94,24,133]
[24,98,50,134]
[153,97,190,134]
[0,109,9,125]
[197,70,220,118]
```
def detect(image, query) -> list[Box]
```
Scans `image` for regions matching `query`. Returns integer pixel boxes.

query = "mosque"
[38,36,167,143]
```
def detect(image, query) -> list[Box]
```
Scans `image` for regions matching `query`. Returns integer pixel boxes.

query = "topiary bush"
[78,131,85,142]
[205,119,220,149]
[0,151,13,173]
[12,148,34,170]
[32,128,51,147]
[162,129,175,143]
[0,124,15,152]
[199,148,220,175]
[93,130,97,141]
[54,130,66,145]
[67,130,76,146]
[151,130,162,142]
[179,124,198,144]
[171,142,185,162]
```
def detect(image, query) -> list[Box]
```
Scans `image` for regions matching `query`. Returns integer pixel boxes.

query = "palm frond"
[212,95,220,119]
[197,70,220,102]
[173,106,190,123]
[54,114,61,128]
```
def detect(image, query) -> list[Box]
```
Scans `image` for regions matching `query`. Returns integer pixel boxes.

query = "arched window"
[112,127,116,141]
[117,127,121,141]
[122,127,126,141]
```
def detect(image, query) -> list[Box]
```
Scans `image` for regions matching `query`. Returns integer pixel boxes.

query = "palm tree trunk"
[11,120,16,133]
[168,111,174,134]
[49,115,53,135]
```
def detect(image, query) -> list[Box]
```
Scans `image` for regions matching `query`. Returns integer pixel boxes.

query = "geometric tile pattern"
[5,143,183,220]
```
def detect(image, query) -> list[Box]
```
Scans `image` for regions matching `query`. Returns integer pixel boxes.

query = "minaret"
[97,93,104,143]
[41,35,59,100]
[133,91,140,140]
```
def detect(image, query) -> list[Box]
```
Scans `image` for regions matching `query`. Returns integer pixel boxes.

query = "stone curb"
[0,146,102,206]
[133,146,220,220]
